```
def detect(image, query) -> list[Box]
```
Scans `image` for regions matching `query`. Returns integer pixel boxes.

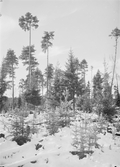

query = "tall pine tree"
[0,59,8,112]
[52,67,66,105]
[20,45,39,90]
[5,49,18,109]
[20,45,41,107]
[44,63,54,95]
[80,59,88,89]
[65,50,80,111]
[93,70,103,115]
[41,31,54,96]
[19,12,39,89]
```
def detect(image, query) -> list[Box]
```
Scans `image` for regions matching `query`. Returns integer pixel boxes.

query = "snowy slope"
[0,114,120,167]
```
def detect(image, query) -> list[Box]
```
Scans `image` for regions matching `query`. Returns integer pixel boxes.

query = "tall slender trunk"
[0,70,2,100]
[73,93,75,112]
[90,66,93,98]
[29,24,31,90]
[84,69,86,88]
[111,37,118,95]
[12,65,14,110]
[42,76,43,96]
[47,47,49,97]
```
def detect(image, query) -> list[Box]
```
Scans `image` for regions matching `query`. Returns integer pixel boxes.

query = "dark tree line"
[0,12,120,113]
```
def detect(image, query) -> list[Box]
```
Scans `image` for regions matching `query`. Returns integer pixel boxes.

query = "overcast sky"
[0,0,120,97]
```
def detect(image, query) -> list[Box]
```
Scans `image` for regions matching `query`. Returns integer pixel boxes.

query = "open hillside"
[0,110,120,167]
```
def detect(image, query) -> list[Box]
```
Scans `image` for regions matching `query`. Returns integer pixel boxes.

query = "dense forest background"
[0,12,120,118]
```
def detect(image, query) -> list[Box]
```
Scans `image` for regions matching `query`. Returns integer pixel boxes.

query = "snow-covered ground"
[0,113,120,167]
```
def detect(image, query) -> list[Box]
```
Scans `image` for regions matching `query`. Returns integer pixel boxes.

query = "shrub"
[46,109,59,135]
[57,97,73,127]
[46,106,73,136]
[10,111,31,143]
[101,97,116,121]
[30,110,33,114]
[24,88,41,106]
[72,117,99,159]
[55,107,72,128]
[96,115,107,134]
[76,94,92,113]
[0,133,5,138]
[103,106,116,122]
[12,135,30,146]
[45,95,73,135]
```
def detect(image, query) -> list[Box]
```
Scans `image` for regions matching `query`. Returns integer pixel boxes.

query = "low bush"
[72,116,100,159]
[12,135,30,146]
[46,110,59,135]
[0,133,5,138]
[103,106,117,122]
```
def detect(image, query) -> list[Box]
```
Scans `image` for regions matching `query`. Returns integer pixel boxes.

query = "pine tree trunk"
[29,24,31,90]
[42,75,44,96]
[12,65,14,110]
[90,66,93,99]
[73,92,75,112]
[47,47,49,97]
[84,69,86,88]
[111,37,118,95]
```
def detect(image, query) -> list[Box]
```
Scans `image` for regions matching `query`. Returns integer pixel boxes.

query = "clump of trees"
[45,90,73,135]
[0,13,119,116]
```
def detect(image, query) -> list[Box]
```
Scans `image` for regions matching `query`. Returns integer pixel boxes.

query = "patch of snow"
[0,113,120,167]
